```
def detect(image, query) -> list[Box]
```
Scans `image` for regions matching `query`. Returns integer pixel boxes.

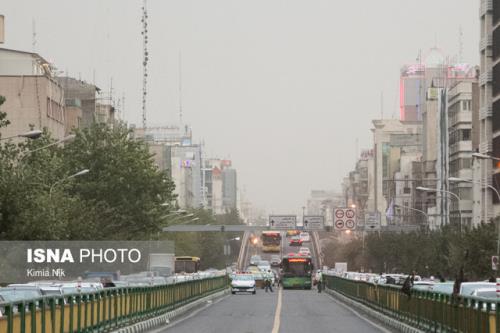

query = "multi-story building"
[371,119,422,226]
[478,0,495,221]
[222,168,237,211]
[0,48,66,140]
[135,125,203,209]
[448,78,479,228]
[203,158,237,214]
[56,77,98,129]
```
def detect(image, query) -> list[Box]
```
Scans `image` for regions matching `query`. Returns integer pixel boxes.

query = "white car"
[250,255,261,266]
[231,274,256,294]
[299,232,310,242]
[299,247,310,255]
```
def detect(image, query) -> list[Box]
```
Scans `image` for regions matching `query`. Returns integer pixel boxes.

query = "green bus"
[281,253,313,289]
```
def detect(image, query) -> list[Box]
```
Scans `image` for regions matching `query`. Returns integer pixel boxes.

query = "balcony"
[480,70,493,86]
[450,111,472,125]
[480,105,493,119]
[480,0,493,15]
[480,34,493,51]
[450,141,472,155]
[480,141,493,153]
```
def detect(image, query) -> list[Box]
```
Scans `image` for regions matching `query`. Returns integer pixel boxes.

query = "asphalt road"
[158,232,387,333]
[160,288,385,333]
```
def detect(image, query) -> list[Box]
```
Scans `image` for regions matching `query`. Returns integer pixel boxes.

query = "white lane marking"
[271,287,283,333]
[325,293,392,333]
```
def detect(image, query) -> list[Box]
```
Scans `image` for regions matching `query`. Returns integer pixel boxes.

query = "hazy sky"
[2,1,479,215]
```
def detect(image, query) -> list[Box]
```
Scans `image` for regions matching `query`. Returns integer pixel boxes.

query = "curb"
[110,289,229,333]
[324,287,424,333]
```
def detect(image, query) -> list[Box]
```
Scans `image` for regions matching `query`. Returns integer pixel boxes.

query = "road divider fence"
[324,274,498,333]
[0,275,228,333]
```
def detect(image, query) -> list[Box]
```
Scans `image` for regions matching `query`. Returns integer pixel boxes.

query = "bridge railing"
[0,275,228,333]
[324,274,499,333]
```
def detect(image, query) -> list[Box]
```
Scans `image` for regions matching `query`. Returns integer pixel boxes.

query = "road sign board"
[334,208,356,231]
[268,215,297,229]
[364,211,381,230]
[303,216,324,230]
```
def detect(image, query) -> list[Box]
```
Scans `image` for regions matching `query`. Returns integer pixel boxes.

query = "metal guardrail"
[237,231,250,271]
[324,275,498,333]
[0,276,228,333]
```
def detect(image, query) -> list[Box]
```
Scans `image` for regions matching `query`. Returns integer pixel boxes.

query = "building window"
[462,129,471,141]
[46,98,64,123]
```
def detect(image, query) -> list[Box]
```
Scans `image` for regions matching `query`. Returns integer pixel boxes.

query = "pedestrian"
[316,270,323,293]
[265,270,274,292]
[401,271,415,299]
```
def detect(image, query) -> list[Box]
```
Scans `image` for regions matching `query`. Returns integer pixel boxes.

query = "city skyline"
[2,0,480,213]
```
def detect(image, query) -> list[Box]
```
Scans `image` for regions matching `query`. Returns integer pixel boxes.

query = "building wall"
[56,77,96,128]
[479,0,494,221]
[448,80,476,227]
[0,75,65,140]
[0,49,48,76]
[371,119,422,226]
[64,105,82,135]
[222,169,237,210]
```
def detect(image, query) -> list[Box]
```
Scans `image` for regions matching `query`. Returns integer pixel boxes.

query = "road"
[159,231,387,333]
[160,287,385,333]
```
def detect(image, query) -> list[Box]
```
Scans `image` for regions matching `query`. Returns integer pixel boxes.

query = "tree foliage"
[323,223,497,280]
[0,117,176,240]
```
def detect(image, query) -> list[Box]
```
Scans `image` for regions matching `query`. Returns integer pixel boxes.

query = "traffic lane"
[279,290,384,333]
[162,289,278,333]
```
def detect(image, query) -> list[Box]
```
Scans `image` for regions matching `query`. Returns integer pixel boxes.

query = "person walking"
[316,270,323,293]
[265,270,274,292]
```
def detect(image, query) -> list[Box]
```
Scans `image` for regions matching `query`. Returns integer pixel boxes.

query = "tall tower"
[141,0,149,129]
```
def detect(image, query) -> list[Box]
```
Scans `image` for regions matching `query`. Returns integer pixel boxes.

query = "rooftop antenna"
[141,0,149,129]
[31,18,36,52]
[380,91,384,119]
[458,25,463,63]
[179,50,183,125]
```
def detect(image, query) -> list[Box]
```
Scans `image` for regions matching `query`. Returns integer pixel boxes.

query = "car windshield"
[234,275,254,281]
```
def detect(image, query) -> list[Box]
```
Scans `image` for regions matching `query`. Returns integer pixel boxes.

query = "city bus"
[175,256,201,273]
[261,231,282,252]
[281,253,313,289]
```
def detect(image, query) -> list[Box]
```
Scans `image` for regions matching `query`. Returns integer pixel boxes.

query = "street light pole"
[0,129,43,141]
[416,186,463,232]
[49,169,90,198]
[394,203,430,230]
[19,134,76,162]
[449,177,500,257]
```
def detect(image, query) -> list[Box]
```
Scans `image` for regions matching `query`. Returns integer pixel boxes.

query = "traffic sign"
[268,215,297,229]
[364,211,381,230]
[303,216,324,230]
[334,208,356,231]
